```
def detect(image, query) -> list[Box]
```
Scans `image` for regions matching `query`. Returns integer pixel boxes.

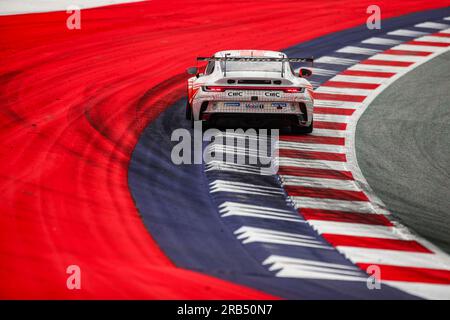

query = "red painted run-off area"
[0,0,448,299]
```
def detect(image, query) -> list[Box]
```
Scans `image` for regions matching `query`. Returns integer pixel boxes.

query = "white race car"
[186,50,314,133]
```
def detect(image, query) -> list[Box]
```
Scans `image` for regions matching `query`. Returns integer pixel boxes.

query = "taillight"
[283,87,304,93]
[202,86,304,93]
[203,86,225,92]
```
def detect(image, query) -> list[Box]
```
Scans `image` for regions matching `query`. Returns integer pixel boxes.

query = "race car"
[185,50,314,133]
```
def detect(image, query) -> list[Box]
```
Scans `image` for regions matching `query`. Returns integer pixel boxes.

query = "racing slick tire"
[292,119,313,134]
[202,120,210,132]
[190,118,209,131]
[185,100,192,120]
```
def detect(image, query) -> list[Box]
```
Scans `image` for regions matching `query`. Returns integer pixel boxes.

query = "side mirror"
[186,67,198,75]
[298,68,312,78]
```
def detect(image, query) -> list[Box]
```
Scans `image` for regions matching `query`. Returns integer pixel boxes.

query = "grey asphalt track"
[356,50,450,253]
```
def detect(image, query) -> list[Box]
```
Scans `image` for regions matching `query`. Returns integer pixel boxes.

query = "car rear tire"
[185,100,192,120]
[191,119,209,131]
[202,120,210,132]
[292,119,313,134]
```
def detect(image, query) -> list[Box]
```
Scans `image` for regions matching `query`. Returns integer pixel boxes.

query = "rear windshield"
[220,60,284,73]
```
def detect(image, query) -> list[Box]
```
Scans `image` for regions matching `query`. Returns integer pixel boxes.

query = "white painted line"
[339,247,450,269]
[369,53,424,62]
[415,35,450,43]
[415,22,449,29]
[315,56,359,65]
[222,211,303,222]
[314,113,352,123]
[336,46,381,55]
[263,255,366,281]
[211,180,282,192]
[362,37,402,46]
[348,64,408,73]
[210,180,284,196]
[314,99,362,108]
[205,162,267,175]
[264,255,359,269]
[278,141,345,153]
[309,128,347,138]
[280,176,360,191]
[278,157,349,171]
[208,145,270,161]
[272,265,366,281]
[393,44,446,52]
[235,226,331,249]
[315,86,374,96]
[291,197,378,213]
[330,75,388,84]
[387,29,428,37]
[308,221,401,239]
[236,226,315,240]
[385,281,450,300]
[219,201,292,214]
[219,202,303,222]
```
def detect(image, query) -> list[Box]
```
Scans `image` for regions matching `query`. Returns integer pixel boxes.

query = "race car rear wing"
[196,56,314,77]
[197,57,314,63]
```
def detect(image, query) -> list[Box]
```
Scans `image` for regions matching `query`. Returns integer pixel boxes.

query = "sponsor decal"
[265,91,281,97]
[245,103,264,109]
[224,102,241,107]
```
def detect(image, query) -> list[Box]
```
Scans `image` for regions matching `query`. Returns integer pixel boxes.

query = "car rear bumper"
[204,101,302,113]
[204,112,308,128]
[196,99,312,127]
